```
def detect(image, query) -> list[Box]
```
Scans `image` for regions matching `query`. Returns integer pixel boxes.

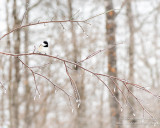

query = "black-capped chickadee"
[38,41,48,54]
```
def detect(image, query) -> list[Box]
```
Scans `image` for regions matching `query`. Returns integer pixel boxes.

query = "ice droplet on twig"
[78,103,80,108]
[133,113,136,116]
[72,109,74,113]
[55,90,58,93]
[76,99,81,103]
[39,94,41,99]
[85,34,89,38]
[145,87,151,90]
[121,107,123,112]
[114,88,116,92]
[34,96,36,101]
[122,79,128,83]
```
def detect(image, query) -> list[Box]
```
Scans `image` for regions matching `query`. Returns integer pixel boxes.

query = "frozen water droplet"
[55,90,57,93]
[145,87,151,90]
[114,88,116,92]
[76,99,79,103]
[74,65,77,68]
[78,103,80,108]
[72,109,74,113]
[133,113,135,116]
[34,96,36,101]
[39,95,41,99]
[122,79,128,83]
[121,107,123,112]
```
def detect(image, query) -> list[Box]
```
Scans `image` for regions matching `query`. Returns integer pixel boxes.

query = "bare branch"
[17,57,40,96]
[0,50,159,118]
[0,9,119,41]
[64,62,80,103]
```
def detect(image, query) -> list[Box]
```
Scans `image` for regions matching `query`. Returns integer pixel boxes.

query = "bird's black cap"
[43,41,48,45]
[43,41,48,47]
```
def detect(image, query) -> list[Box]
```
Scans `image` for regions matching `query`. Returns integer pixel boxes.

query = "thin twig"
[17,57,40,96]
[0,51,159,118]
[123,82,154,118]
[64,62,80,102]
[0,9,119,40]
[20,2,29,26]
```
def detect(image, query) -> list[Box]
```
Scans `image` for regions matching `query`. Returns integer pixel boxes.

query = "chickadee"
[38,41,48,54]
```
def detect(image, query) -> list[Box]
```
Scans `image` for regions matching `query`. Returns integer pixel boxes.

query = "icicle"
[78,103,80,108]
[76,99,79,103]
[145,87,151,90]
[114,88,116,92]
[72,109,74,113]
[122,79,128,83]
[34,96,36,101]
[85,34,89,38]
[121,107,123,112]
[133,113,135,116]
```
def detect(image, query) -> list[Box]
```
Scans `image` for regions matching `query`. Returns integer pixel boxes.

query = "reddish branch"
[64,62,80,102]
[0,9,118,41]
[0,51,160,118]
[17,56,76,105]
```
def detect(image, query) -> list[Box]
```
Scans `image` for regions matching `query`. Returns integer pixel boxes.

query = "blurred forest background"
[0,0,160,128]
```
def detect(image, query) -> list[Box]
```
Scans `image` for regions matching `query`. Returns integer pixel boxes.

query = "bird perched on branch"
[38,41,48,54]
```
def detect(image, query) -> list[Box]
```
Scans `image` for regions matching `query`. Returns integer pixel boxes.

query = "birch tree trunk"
[105,0,121,127]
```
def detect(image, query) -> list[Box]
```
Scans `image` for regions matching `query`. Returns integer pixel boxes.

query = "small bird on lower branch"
[38,41,48,54]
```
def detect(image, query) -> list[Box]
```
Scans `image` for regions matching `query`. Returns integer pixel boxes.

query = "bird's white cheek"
[38,46,42,52]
